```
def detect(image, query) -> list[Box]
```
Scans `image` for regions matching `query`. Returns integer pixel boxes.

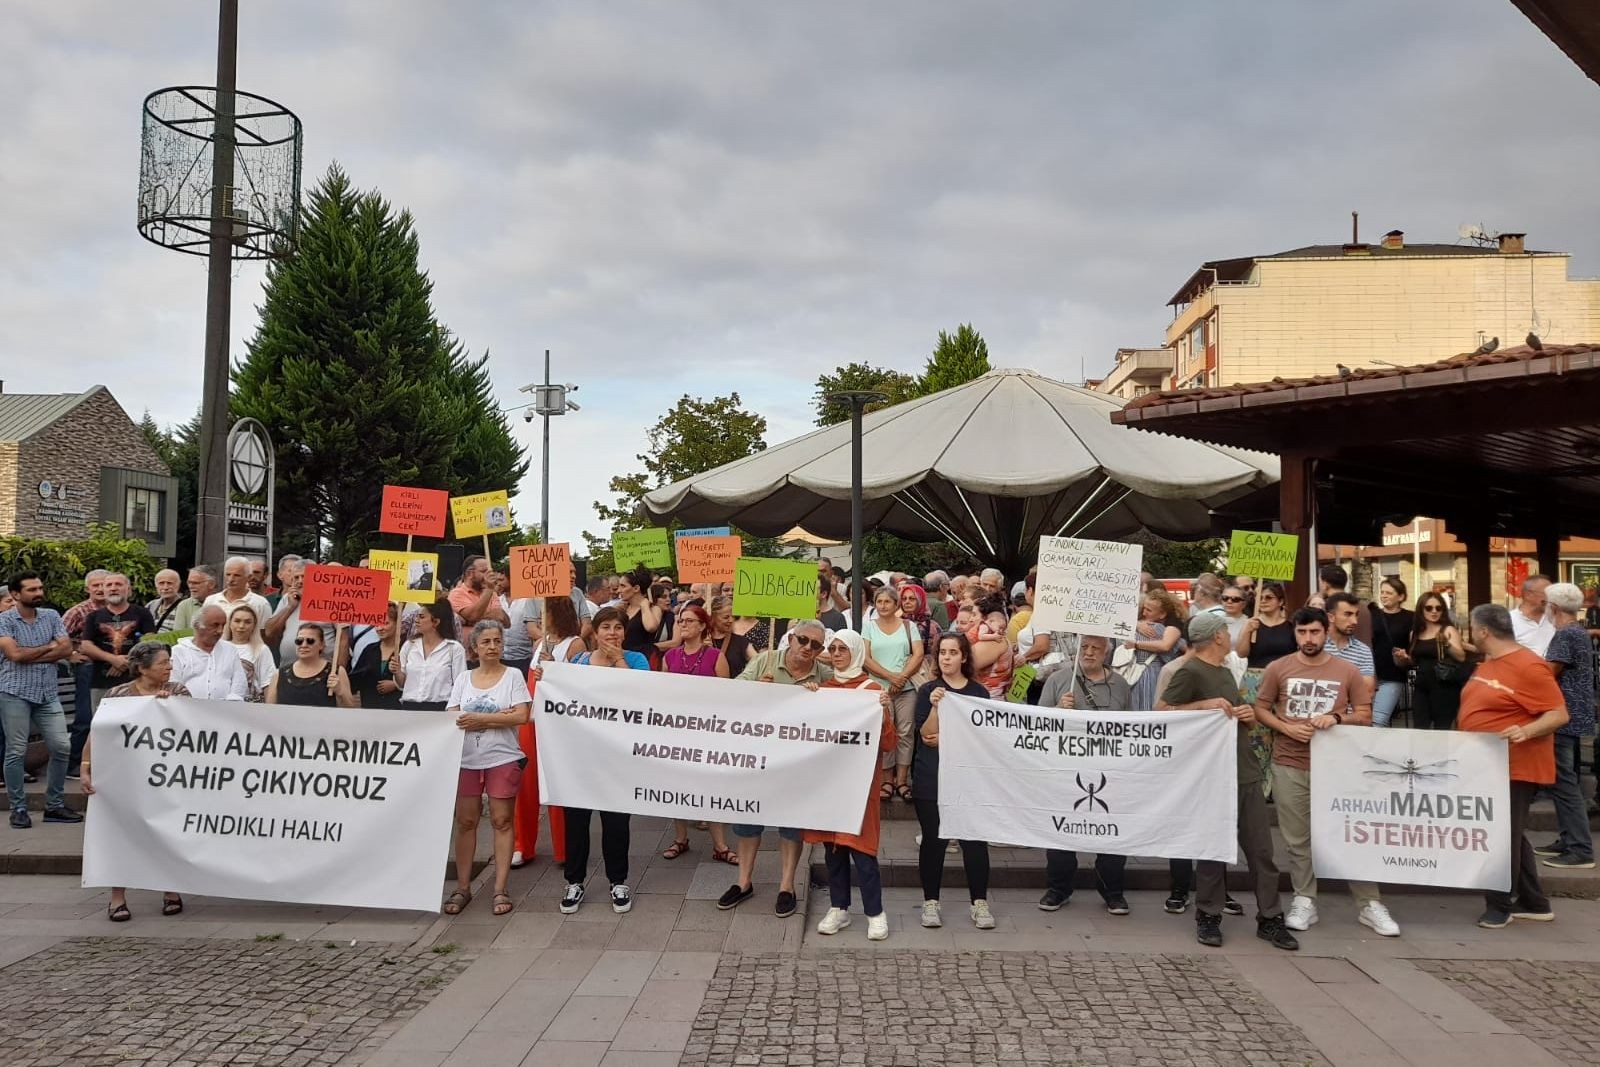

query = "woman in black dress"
[268,623,357,707]
[1395,591,1469,730]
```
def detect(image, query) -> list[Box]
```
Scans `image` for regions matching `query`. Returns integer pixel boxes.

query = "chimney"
[1342,210,1369,255]
[1381,229,1404,250]
[1498,232,1526,255]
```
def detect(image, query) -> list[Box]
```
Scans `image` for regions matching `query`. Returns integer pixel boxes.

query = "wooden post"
[1535,528,1562,582]
[1279,451,1315,609]
[1462,527,1492,611]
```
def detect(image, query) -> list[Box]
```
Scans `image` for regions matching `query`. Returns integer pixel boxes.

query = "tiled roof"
[0,386,105,443]
[1122,343,1600,412]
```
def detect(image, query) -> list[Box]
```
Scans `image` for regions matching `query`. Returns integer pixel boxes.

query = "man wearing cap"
[1160,610,1298,951]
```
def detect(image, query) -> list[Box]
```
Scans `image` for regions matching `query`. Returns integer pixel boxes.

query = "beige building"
[1096,229,1600,393]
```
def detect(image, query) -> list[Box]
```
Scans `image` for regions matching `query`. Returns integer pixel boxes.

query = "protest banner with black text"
[451,490,513,538]
[1311,728,1510,891]
[380,485,449,539]
[509,543,573,599]
[1227,530,1300,582]
[300,564,390,625]
[81,696,464,912]
[731,557,818,621]
[612,527,673,570]
[936,691,1238,862]
[534,663,880,833]
[368,550,441,604]
[675,535,741,585]
[1029,536,1143,640]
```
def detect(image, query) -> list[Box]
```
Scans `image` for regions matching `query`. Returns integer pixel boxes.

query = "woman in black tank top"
[268,623,356,707]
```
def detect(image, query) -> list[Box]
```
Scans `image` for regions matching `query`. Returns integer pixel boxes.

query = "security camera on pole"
[516,350,580,544]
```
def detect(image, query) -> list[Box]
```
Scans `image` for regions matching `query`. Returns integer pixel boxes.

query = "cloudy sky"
[5,1,1598,542]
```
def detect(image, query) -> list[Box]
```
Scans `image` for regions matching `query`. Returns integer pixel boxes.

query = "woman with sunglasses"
[267,623,356,707]
[911,632,997,931]
[806,629,896,941]
[658,604,737,865]
[1219,587,1250,646]
[1368,577,1414,727]
[394,599,466,711]
[1236,581,1295,669]
[541,605,648,916]
[1395,591,1470,730]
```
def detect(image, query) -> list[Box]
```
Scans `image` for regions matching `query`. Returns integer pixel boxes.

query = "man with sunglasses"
[722,619,834,918]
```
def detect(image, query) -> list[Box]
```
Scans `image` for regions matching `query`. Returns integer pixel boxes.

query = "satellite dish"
[1457,223,1496,246]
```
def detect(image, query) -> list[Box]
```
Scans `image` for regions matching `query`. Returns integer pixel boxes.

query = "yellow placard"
[451,490,512,538]
[368,550,441,604]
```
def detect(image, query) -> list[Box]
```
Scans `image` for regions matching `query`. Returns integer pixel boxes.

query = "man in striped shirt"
[1325,593,1377,709]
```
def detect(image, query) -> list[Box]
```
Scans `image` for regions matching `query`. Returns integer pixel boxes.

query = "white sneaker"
[510,850,525,868]
[921,900,942,928]
[970,899,996,930]
[816,907,851,935]
[914,833,923,846]
[1285,895,1318,932]
[610,884,633,914]
[1358,900,1400,937]
[866,912,889,941]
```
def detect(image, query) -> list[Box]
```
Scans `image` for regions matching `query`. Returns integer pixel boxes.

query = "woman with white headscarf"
[803,629,897,942]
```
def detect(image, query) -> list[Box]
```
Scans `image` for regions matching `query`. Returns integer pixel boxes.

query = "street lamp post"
[519,350,580,543]
[825,390,888,628]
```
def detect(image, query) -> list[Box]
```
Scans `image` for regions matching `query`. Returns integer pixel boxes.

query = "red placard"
[380,485,449,538]
[508,543,573,600]
[300,565,391,626]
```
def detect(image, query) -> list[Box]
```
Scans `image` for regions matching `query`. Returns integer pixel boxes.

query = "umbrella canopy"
[643,368,1278,574]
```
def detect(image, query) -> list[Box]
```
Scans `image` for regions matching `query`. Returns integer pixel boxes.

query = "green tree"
[919,323,991,395]
[811,363,918,427]
[1,524,160,605]
[139,409,201,573]
[1132,531,1224,578]
[232,165,528,562]
[585,393,773,568]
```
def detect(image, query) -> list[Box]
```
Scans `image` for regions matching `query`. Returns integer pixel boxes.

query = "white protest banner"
[82,696,463,912]
[937,691,1238,862]
[1029,536,1144,640]
[1311,728,1510,891]
[534,663,880,833]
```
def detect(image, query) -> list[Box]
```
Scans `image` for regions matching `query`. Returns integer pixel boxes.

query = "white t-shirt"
[448,667,531,770]
[1512,610,1555,657]
[203,590,272,630]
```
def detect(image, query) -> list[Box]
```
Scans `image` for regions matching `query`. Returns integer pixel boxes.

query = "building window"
[125,486,165,538]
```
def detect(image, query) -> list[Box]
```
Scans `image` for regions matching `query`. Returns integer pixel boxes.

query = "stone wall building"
[0,384,179,558]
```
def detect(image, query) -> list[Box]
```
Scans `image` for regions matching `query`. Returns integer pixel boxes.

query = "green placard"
[1006,663,1038,703]
[732,557,818,620]
[1228,530,1300,581]
[611,527,673,570]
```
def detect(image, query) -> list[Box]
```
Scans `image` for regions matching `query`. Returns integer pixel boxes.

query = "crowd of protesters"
[0,551,1591,941]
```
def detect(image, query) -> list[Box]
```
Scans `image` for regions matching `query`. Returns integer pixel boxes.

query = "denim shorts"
[730,823,802,843]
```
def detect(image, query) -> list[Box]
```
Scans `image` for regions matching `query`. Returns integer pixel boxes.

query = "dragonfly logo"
[1073,773,1109,813]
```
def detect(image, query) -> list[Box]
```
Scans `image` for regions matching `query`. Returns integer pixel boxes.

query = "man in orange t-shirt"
[1458,603,1569,929]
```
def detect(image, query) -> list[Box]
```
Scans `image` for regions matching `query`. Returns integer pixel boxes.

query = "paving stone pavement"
[681,950,1329,1067]
[0,937,471,1067]
[1412,959,1600,1067]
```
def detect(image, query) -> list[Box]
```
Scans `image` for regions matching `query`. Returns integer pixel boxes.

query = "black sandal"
[108,902,132,922]
[161,895,183,916]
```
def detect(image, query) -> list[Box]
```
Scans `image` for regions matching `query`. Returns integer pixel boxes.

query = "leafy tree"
[919,323,991,395]
[1132,531,1224,578]
[811,363,918,427]
[232,165,528,563]
[139,410,201,573]
[585,393,773,570]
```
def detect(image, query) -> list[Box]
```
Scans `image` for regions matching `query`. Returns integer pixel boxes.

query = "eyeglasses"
[1423,605,1443,612]
[294,637,320,647]
[791,636,823,651]
[1221,595,1244,603]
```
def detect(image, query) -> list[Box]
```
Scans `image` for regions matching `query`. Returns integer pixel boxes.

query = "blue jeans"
[1371,680,1405,727]
[1551,734,1595,862]
[1,694,70,812]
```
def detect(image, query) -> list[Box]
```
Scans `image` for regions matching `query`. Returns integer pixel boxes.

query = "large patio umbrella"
[642,368,1278,575]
